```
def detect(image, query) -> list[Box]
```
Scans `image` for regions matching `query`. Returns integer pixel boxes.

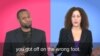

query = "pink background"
[0,0,50,56]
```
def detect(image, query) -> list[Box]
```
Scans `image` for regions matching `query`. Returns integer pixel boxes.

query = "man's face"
[18,11,32,28]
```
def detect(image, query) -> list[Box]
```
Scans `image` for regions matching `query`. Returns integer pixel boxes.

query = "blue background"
[51,0,100,44]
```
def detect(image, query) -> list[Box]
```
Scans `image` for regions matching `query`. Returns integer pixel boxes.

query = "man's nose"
[26,18,31,21]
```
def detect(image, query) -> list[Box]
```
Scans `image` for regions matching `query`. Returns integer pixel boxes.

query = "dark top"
[71,41,80,56]
[21,29,32,47]
[3,28,48,56]
[54,28,93,56]
[21,29,32,56]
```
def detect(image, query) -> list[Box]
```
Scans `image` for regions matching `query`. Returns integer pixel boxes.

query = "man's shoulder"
[6,27,45,34]
[6,28,20,34]
[32,28,45,34]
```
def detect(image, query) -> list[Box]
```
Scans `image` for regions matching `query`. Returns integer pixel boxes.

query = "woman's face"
[71,10,82,27]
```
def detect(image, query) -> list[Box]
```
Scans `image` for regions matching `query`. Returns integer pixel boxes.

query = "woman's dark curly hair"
[64,7,89,30]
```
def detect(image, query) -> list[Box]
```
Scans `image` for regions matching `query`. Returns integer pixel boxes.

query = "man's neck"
[21,27,31,32]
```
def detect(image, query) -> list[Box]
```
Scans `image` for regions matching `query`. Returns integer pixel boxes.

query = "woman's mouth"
[74,22,78,24]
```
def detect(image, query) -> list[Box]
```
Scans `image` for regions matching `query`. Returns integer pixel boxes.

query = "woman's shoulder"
[60,28,68,31]
[83,29,92,34]
[60,28,71,33]
[60,28,65,31]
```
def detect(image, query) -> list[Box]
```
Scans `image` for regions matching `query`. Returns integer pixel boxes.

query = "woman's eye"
[77,15,81,18]
[72,15,75,18]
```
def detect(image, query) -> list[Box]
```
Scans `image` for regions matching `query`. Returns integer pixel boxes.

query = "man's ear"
[18,18,21,23]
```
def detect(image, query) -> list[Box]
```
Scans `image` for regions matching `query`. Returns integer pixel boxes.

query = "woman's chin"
[73,25,80,27]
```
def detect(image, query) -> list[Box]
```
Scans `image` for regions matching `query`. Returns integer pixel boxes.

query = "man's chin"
[22,25,31,29]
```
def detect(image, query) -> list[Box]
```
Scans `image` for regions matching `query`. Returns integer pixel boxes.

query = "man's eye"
[28,16,30,18]
[22,17,26,20]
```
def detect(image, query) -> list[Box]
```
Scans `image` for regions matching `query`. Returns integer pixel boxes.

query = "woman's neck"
[72,26,81,30]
